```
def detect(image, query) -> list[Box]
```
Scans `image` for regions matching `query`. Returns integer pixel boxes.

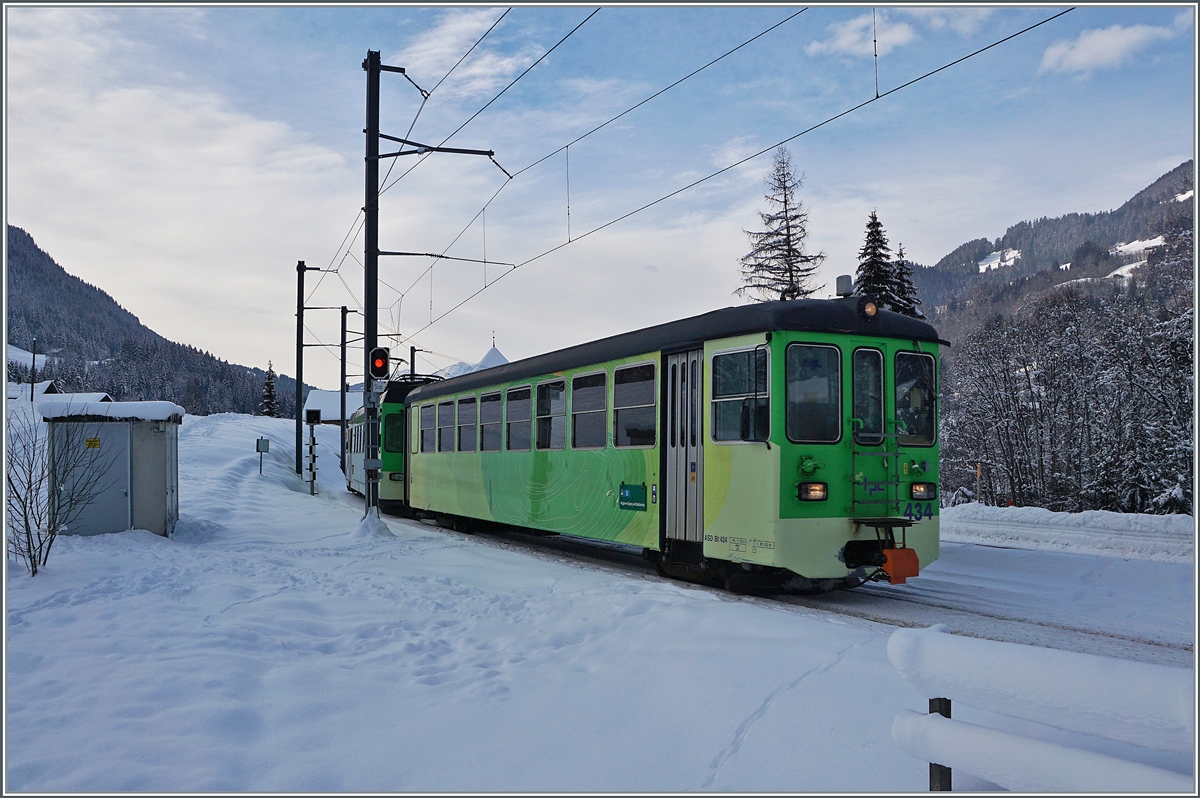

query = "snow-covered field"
[5,411,1195,792]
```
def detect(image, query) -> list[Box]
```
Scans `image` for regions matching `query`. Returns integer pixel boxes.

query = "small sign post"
[256,437,270,474]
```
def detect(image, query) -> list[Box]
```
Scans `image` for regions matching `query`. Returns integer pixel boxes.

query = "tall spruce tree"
[736,147,825,302]
[853,211,901,309]
[891,244,925,318]
[261,361,279,417]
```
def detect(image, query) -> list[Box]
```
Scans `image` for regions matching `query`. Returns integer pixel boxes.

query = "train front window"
[614,364,655,447]
[458,397,477,452]
[437,401,455,452]
[853,349,884,445]
[536,381,566,450]
[571,372,606,449]
[480,392,501,451]
[383,413,404,453]
[420,404,436,452]
[506,387,532,451]
[711,348,768,442]
[785,344,841,443]
[896,352,936,446]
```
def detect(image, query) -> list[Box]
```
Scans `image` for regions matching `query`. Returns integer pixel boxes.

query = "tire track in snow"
[699,635,875,789]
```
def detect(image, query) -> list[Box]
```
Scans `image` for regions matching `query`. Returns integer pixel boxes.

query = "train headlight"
[797,482,828,501]
[911,482,937,500]
[389,473,404,481]
[857,297,879,320]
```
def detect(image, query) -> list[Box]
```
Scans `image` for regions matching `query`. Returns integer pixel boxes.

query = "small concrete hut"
[40,400,185,537]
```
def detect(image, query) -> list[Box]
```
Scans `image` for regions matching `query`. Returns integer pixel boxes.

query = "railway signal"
[369,347,390,381]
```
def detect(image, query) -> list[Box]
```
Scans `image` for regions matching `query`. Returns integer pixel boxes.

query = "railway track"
[416,518,1194,668]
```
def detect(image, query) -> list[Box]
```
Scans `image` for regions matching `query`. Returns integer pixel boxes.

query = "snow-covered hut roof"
[302,390,364,423]
[40,401,186,423]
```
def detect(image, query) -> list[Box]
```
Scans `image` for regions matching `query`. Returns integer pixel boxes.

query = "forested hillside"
[6,226,308,417]
[938,172,1193,514]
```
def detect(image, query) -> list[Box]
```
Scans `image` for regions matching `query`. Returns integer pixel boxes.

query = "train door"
[665,349,703,543]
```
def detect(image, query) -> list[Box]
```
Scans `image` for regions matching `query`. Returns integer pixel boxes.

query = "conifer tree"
[891,244,925,318]
[853,211,901,309]
[737,147,825,302]
[261,361,279,417]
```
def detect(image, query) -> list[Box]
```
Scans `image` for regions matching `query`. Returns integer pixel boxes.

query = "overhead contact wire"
[400,7,1076,344]
[379,8,601,197]
[310,10,511,310]
[396,8,809,302]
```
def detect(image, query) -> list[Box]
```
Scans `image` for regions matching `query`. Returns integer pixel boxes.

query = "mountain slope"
[6,226,163,360]
[914,160,1193,307]
[5,225,309,416]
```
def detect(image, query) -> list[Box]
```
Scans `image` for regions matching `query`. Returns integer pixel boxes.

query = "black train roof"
[405,297,947,404]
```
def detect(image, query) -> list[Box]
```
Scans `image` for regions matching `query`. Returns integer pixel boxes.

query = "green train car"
[348,295,947,593]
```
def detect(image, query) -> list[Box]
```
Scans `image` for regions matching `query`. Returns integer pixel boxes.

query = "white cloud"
[1040,23,1179,76]
[806,12,917,58]
[6,8,356,379]
[900,8,994,36]
[389,8,539,101]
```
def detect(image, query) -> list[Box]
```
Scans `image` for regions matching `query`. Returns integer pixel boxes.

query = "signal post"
[363,347,389,515]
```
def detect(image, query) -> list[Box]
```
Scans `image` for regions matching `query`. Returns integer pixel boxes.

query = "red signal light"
[368,347,390,380]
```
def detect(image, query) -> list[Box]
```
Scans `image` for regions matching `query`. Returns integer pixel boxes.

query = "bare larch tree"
[737,147,825,302]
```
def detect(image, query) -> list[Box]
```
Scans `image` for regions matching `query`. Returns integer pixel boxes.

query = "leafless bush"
[6,409,117,575]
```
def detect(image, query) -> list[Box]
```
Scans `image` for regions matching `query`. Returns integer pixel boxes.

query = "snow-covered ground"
[5,410,1194,791]
[5,345,53,370]
[1111,236,1165,258]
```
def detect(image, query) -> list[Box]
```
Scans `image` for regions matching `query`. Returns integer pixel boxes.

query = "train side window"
[437,401,455,452]
[614,363,655,447]
[711,348,768,442]
[785,344,841,443]
[536,380,566,450]
[383,413,404,453]
[480,392,502,451]
[420,404,436,452]
[506,387,532,451]
[457,397,477,452]
[571,372,607,449]
[896,352,936,446]
[853,349,884,445]
[411,407,419,454]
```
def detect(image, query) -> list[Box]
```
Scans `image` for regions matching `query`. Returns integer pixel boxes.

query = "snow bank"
[888,625,1193,753]
[892,710,1192,792]
[39,400,186,422]
[940,503,1193,563]
[350,512,395,539]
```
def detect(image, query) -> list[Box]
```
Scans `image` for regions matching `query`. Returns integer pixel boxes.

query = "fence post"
[929,697,952,791]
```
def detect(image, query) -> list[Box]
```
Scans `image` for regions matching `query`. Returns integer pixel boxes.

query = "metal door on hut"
[664,350,703,543]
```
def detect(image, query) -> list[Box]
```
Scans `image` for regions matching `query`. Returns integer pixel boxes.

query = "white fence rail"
[888,625,1194,792]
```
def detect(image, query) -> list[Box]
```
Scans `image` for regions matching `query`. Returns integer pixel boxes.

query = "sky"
[4,4,1195,390]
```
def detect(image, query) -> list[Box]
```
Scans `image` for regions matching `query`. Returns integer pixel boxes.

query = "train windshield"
[852,349,884,445]
[785,344,841,443]
[895,352,936,446]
